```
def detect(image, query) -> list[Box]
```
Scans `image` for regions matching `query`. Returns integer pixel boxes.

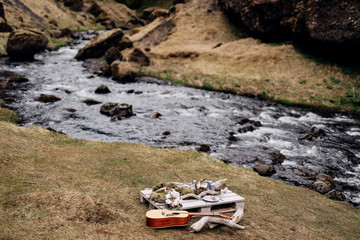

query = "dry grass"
[132,0,360,110]
[0,121,359,239]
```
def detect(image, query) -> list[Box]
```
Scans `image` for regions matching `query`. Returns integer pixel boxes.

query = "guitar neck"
[189,212,232,220]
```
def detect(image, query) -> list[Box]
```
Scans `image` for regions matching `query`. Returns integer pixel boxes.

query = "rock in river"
[254,163,276,176]
[36,94,61,103]
[196,144,211,152]
[95,84,111,94]
[110,60,137,83]
[310,180,332,194]
[100,102,133,120]
[75,29,124,60]
[7,30,49,60]
[84,98,102,105]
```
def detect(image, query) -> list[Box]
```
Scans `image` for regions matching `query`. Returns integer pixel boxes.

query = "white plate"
[202,196,219,202]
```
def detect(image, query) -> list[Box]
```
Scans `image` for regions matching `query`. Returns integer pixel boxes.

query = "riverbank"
[0,120,359,239]
[126,0,360,112]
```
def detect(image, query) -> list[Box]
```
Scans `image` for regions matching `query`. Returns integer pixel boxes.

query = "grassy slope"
[0,121,359,239]
[131,0,360,111]
[0,107,19,123]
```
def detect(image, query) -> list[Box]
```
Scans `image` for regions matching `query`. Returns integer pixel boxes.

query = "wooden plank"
[140,187,245,214]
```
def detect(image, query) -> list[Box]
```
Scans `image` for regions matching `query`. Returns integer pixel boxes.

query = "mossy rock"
[152,182,166,192]
[150,192,166,202]
[0,108,19,123]
[166,182,178,189]
[0,100,4,108]
[179,187,194,195]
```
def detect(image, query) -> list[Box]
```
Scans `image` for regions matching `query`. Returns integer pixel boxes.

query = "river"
[1,33,359,206]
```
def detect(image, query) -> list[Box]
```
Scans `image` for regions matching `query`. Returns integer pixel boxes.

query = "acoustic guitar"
[146,209,232,228]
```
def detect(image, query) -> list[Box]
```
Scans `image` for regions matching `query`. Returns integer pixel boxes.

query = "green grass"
[331,76,341,84]
[0,108,19,123]
[299,79,307,84]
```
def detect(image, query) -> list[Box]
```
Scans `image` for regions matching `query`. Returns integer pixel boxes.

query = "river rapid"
[1,33,360,206]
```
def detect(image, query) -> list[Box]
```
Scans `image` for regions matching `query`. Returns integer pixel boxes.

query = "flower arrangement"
[165,189,183,210]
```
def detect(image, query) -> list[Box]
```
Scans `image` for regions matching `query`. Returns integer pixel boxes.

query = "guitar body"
[146,210,190,229]
[145,209,232,229]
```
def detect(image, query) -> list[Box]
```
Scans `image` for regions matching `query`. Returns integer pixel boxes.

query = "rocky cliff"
[219,0,360,59]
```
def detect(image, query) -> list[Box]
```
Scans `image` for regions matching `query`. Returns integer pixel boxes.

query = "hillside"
[0,121,359,239]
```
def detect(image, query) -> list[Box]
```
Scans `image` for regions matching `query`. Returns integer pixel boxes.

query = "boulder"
[59,28,74,38]
[305,0,360,44]
[129,48,150,66]
[324,190,344,201]
[100,102,133,120]
[61,0,83,11]
[100,64,112,77]
[89,2,141,30]
[238,124,255,133]
[95,12,116,30]
[219,0,360,56]
[9,76,29,83]
[267,150,286,165]
[110,60,137,83]
[196,144,211,152]
[7,30,49,60]
[95,85,111,94]
[219,0,287,39]
[84,98,102,105]
[300,126,326,140]
[105,47,122,65]
[36,94,61,103]
[0,18,12,32]
[75,29,124,60]
[310,181,332,194]
[141,7,169,23]
[254,163,276,176]
[162,130,171,135]
[88,3,103,17]
[118,36,133,51]
[316,173,335,189]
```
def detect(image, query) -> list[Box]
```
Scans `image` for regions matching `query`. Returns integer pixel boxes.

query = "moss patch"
[0,108,19,123]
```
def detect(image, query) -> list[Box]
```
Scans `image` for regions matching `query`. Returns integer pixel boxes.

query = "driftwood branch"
[181,190,220,200]
[209,207,244,229]
[190,208,245,232]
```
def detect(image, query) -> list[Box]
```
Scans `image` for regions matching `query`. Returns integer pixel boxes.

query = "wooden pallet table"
[140,188,245,214]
